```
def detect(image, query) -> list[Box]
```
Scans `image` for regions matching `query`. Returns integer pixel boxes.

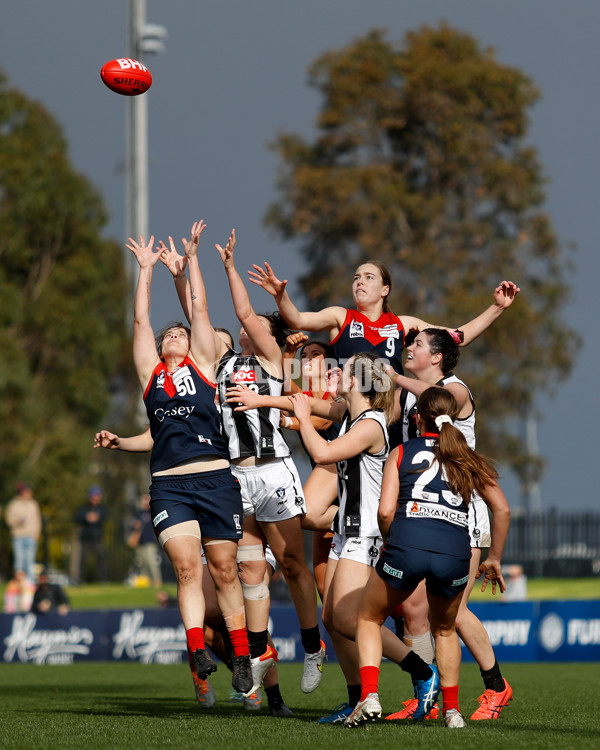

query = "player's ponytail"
[349,351,396,423]
[416,388,498,503]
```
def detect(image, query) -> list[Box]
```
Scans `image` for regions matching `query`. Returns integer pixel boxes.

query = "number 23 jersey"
[387,433,470,557]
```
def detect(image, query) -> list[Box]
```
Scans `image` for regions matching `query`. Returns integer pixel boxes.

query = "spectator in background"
[156,589,178,608]
[128,493,163,587]
[503,565,528,602]
[5,482,41,582]
[31,568,70,615]
[74,485,108,584]
[3,570,36,613]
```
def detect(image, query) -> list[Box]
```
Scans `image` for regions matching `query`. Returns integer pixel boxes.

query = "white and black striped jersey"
[400,373,475,448]
[216,350,290,460]
[333,408,389,538]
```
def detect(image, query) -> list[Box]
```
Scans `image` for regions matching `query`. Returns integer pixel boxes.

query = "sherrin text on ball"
[100,58,152,96]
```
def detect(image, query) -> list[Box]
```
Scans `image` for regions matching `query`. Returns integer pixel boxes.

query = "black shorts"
[376,543,470,599]
[149,468,243,541]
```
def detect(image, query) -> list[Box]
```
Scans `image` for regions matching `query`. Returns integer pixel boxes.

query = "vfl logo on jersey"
[198,435,213,445]
[349,321,364,338]
[231,368,257,384]
[377,324,399,339]
[153,510,168,527]
[275,487,286,499]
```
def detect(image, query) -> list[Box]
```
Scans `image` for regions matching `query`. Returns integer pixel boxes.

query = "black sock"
[300,625,321,654]
[394,616,405,640]
[347,683,361,708]
[399,650,432,682]
[265,684,284,708]
[248,629,269,659]
[480,661,505,692]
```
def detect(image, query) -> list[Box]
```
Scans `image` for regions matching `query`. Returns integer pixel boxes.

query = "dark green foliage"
[265,26,580,481]
[0,70,135,546]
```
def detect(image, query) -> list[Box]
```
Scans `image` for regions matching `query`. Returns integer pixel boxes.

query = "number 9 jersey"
[330,309,405,373]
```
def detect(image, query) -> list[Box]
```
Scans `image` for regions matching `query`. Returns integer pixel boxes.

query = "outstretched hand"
[290,392,311,421]
[125,235,158,269]
[224,384,264,411]
[94,430,120,450]
[215,229,236,268]
[493,280,520,309]
[248,261,287,298]
[478,558,507,595]
[159,237,188,278]
[182,219,207,259]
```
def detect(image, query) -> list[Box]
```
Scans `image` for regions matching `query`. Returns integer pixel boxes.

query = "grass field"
[1,576,596,612]
[0,661,598,749]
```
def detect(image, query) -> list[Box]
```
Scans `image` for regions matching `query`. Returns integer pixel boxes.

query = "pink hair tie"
[449,330,464,344]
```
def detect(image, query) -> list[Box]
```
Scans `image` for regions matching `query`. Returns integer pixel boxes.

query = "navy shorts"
[149,468,243,541]
[376,544,470,599]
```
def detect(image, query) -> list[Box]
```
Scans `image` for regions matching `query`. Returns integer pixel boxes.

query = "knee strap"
[240,580,270,601]
[236,544,265,563]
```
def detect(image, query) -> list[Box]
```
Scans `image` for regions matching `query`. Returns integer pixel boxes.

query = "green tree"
[0,72,142,572]
[265,25,579,486]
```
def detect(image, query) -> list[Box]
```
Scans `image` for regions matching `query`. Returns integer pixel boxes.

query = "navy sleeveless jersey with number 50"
[387,434,470,557]
[144,356,229,474]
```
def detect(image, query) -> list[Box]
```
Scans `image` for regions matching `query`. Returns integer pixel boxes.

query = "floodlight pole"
[125,0,167,311]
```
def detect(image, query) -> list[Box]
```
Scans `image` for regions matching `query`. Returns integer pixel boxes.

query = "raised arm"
[282,332,307,393]
[216,231,282,368]
[176,220,217,374]
[126,235,162,389]
[400,280,520,346]
[159,238,192,324]
[248,261,346,333]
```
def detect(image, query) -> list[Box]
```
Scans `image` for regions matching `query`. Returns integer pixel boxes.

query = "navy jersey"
[331,309,405,373]
[333,409,389,538]
[216,350,290,460]
[144,356,230,474]
[387,433,470,557]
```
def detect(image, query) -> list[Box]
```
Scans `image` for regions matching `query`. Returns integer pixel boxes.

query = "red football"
[100,58,152,96]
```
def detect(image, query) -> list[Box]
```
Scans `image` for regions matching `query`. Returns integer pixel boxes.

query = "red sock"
[359,665,380,701]
[441,685,460,714]
[186,627,205,653]
[228,627,250,657]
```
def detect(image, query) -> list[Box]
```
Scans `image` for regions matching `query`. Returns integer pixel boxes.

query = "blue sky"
[2,1,598,510]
